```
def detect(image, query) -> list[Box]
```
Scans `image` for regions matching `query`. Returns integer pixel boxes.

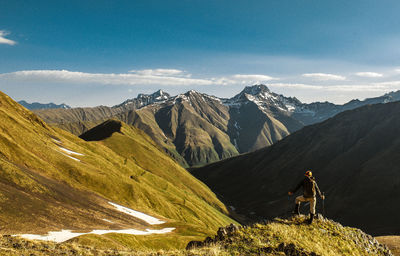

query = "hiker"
[288,170,325,224]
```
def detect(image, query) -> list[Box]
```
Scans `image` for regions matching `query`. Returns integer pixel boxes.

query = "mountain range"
[18,100,71,110]
[191,101,400,236]
[34,85,400,166]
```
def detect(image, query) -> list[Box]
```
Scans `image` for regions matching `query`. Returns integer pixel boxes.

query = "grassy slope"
[80,119,233,229]
[0,91,233,249]
[0,217,393,255]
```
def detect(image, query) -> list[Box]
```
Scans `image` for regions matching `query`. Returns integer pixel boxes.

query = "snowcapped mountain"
[34,84,400,167]
[224,84,400,126]
[116,86,305,166]
[223,84,307,114]
[113,89,171,110]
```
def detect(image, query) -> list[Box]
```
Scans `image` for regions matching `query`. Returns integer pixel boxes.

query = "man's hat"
[305,170,312,177]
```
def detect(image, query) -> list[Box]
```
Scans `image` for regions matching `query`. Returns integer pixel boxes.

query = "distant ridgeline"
[33,85,400,167]
[18,100,71,110]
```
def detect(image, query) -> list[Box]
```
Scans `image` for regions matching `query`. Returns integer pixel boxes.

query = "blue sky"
[1,0,400,106]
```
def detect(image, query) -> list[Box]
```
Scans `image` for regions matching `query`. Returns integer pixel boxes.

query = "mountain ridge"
[33,85,400,166]
[18,100,71,110]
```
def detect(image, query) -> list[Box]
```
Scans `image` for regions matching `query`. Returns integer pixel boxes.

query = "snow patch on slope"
[18,228,175,243]
[60,152,81,162]
[109,202,165,225]
[59,147,84,156]
[16,202,173,243]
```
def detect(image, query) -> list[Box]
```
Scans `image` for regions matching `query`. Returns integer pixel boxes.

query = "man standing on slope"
[288,170,325,224]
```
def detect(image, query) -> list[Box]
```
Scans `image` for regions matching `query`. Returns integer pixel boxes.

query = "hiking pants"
[295,196,316,214]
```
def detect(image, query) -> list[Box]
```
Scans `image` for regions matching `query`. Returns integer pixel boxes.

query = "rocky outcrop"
[186,217,393,256]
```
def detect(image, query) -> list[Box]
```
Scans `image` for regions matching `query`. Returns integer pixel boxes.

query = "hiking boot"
[293,204,300,215]
[307,213,314,224]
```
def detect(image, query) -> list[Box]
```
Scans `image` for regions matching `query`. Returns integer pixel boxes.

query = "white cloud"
[269,83,324,90]
[232,74,278,81]
[269,81,400,92]
[0,70,214,86]
[0,70,280,87]
[210,74,278,86]
[355,72,383,78]
[3,69,399,99]
[302,73,346,81]
[129,68,188,77]
[0,30,17,45]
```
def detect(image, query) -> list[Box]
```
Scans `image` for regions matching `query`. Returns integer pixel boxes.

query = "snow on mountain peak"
[113,89,171,108]
[222,84,311,114]
[241,84,271,96]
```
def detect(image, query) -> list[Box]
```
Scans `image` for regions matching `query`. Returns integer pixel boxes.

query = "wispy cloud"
[0,70,280,87]
[269,81,400,92]
[0,70,213,86]
[302,73,346,81]
[0,30,17,45]
[210,74,279,86]
[2,69,400,102]
[129,69,189,77]
[355,72,383,78]
[232,74,278,81]
[269,83,324,90]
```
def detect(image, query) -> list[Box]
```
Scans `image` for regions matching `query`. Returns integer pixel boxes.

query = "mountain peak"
[153,89,169,98]
[137,89,170,99]
[383,90,400,100]
[114,89,171,109]
[185,89,200,96]
[241,84,271,96]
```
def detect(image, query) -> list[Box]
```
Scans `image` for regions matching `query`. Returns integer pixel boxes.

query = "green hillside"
[0,90,233,249]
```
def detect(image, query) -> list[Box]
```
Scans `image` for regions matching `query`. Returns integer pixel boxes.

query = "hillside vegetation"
[0,217,393,255]
[0,90,233,249]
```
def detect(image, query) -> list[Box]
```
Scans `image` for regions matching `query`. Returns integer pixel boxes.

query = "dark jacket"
[291,176,322,198]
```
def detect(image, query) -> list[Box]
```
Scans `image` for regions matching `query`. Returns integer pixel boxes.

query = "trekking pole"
[322,192,325,217]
